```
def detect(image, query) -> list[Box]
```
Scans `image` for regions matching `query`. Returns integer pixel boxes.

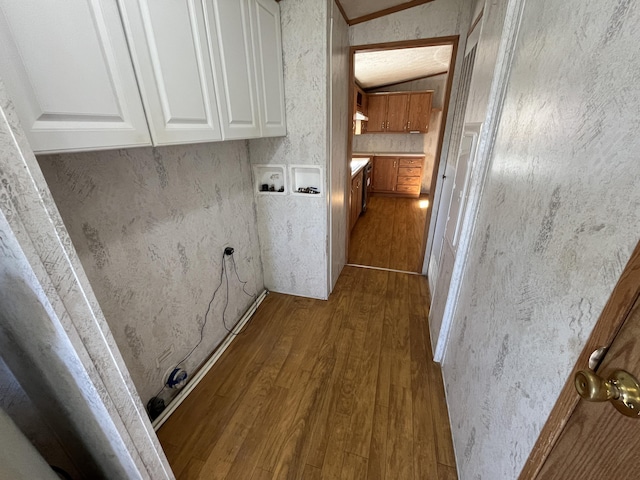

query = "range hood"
[353,111,368,121]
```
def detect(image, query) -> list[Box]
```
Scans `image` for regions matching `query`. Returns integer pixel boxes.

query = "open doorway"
[346,37,459,273]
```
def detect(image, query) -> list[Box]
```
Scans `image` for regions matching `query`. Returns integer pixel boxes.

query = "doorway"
[345,37,459,274]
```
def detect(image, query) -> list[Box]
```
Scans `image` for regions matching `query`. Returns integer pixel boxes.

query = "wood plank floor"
[157,266,456,480]
[348,196,429,273]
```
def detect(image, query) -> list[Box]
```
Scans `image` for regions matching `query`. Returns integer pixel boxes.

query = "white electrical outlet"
[155,344,174,369]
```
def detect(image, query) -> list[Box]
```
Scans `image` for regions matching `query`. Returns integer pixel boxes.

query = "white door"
[249,0,286,137]
[119,0,223,145]
[0,0,150,153]
[444,127,479,251]
[204,0,261,139]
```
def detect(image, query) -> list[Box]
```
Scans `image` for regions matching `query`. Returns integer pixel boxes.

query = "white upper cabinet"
[0,0,150,153]
[0,0,285,153]
[250,0,287,137]
[204,0,262,140]
[118,0,223,145]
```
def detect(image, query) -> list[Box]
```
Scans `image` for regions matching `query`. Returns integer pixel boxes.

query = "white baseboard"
[152,289,269,431]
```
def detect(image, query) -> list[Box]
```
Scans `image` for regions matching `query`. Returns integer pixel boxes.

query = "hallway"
[348,196,429,273]
[157,266,456,479]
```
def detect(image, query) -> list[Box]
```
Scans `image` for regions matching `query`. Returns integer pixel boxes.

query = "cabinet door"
[386,94,409,132]
[119,0,222,145]
[204,0,261,139]
[0,0,150,153]
[407,92,432,133]
[249,0,286,137]
[372,157,398,192]
[366,95,387,133]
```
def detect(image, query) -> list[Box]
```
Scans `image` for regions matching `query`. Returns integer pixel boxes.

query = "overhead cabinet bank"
[0,0,286,153]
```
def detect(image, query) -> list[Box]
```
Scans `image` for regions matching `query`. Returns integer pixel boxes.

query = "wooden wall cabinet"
[363,91,432,134]
[371,156,424,197]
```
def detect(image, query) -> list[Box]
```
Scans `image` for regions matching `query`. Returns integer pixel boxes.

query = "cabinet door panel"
[205,0,261,139]
[250,0,286,137]
[0,0,150,152]
[386,94,409,132]
[407,92,432,133]
[120,0,222,144]
[366,95,387,133]
[372,157,397,192]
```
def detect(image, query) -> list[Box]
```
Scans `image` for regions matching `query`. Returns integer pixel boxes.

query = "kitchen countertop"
[350,158,370,178]
[352,152,425,157]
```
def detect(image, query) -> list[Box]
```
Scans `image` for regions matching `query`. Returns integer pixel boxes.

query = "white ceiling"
[339,0,429,22]
[354,45,452,89]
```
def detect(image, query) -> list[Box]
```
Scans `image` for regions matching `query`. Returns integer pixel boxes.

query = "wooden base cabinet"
[371,156,424,197]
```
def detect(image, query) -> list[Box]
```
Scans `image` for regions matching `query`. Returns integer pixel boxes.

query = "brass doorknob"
[575,369,640,418]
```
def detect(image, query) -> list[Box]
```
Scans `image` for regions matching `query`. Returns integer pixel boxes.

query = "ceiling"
[336,0,435,25]
[354,45,452,89]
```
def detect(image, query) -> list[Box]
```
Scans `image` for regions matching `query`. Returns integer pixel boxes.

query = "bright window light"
[419,199,430,209]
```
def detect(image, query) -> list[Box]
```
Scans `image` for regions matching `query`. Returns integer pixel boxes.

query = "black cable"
[231,253,256,300]
[176,251,226,367]
[150,251,257,404]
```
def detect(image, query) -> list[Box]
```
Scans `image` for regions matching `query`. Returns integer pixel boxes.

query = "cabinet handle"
[381,122,384,130]
[386,121,389,129]
[407,121,411,129]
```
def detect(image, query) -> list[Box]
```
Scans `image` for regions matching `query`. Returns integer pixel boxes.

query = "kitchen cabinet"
[0,0,151,153]
[0,0,286,153]
[363,91,432,134]
[119,0,223,145]
[350,170,363,231]
[371,157,398,192]
[371,156,424,197]
[406,92,433,133]
[366,95,387,133]
[386,94,409,132]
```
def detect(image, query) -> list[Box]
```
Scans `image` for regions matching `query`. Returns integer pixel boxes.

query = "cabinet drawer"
[396,184,421,194]
[398,167,421,177]
[397,176,421,186]
[399,158,423,167]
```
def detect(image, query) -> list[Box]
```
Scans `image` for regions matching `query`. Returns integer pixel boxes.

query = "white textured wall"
[0,357,80,477]
[329,0,349,291]
[443,0,640,478]
[349,0,468,46]
[0,79,172,479]
[248,0,329,299]
[38,142,264,405]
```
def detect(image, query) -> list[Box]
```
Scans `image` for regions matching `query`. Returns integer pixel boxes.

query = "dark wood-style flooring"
[348,195,429,273]
[157,266,456,479]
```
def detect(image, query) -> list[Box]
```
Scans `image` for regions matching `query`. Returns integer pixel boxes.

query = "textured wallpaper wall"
[38,141,264,405]
[248,0,330,299]
[442,0,640,478]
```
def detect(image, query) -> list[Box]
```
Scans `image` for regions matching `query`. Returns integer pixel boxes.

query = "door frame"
[520,240,640,478]
[345,35,460,271]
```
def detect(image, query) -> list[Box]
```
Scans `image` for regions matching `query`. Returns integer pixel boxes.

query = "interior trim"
[347,0,437,26]
[366,70,449,92]
[333,0,349,25]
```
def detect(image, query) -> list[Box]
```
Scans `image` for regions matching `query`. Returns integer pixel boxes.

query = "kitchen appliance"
[362,162,372,213]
